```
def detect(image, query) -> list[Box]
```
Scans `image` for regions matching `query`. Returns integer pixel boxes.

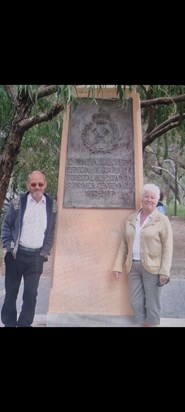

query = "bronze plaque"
[63,98,135,208]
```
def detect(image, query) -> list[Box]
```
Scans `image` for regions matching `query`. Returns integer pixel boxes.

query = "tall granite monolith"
[47,87,143,326]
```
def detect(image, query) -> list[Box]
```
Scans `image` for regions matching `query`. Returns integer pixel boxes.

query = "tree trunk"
[0,127,24,214]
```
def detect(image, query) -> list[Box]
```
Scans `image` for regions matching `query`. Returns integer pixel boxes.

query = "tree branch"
[33,85,59,100]
[152,166,185,191]
[18,103,64,131]
[143,121,179,148]
[141,94,185,108]
[4,85,17,105]
[143,112,185,148]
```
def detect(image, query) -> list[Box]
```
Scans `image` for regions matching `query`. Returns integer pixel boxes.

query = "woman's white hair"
[141,183,160,202]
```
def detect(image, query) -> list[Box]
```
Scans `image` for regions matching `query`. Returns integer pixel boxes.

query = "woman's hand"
[113,271,122,280]
[159,275,169,284]
[157,275,170,286]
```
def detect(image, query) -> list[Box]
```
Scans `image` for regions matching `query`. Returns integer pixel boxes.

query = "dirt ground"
[169,216,185,279]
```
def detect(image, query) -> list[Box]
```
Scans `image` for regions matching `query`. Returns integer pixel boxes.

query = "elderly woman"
[113,183,173,327]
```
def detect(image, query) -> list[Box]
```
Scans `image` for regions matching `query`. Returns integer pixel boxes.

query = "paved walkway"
[0,277,185,327]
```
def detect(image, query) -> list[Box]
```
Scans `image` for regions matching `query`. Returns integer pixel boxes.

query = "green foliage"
[166,202,185,218]
[2,84,185,207]
[140,85,185,143]
[116,85,126,100]
[0,85,66,200]
[0,86,13,138]
[56,85,78,107]
[11,115,62,198]
[18,85,44,103]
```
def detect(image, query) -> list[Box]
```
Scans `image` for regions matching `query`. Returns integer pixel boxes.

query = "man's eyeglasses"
[156,278,170,287]
[30,182,44,188]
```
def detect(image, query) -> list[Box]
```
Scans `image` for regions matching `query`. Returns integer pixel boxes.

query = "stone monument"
[47,87,143,326]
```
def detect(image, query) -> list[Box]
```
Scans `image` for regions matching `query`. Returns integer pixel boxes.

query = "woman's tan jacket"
[113,209,173,277]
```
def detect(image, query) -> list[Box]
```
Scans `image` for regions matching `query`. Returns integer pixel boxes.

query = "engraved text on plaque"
[63,98,135,208]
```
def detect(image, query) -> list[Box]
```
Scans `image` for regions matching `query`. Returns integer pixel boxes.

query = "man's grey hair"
[141,183,160,202]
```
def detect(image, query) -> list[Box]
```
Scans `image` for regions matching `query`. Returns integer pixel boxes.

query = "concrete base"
[1,314,185,327]
[46,313,139,327]
[46,313,185,327]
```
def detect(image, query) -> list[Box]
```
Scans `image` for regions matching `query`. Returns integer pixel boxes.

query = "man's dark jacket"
[1,192,57,258]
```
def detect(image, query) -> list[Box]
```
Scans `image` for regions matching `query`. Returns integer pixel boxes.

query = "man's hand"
[40,255,48,262]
